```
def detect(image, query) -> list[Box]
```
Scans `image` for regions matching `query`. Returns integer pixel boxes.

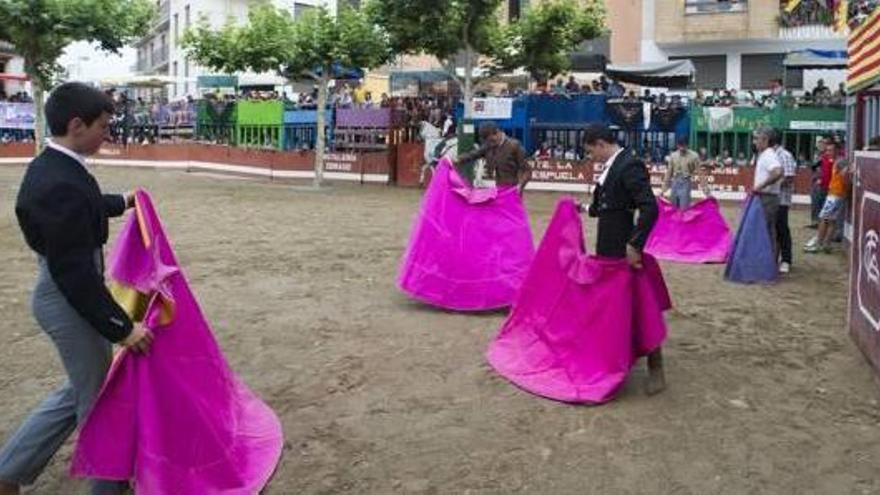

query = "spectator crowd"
[0,91,33,103]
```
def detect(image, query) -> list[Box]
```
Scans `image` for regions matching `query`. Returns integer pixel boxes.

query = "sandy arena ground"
[1,165,879,494]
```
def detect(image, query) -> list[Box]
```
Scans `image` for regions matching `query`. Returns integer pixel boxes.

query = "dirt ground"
[1,165,879,495]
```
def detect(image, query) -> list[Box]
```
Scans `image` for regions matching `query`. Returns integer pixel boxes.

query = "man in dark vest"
[581,123,666,395]
[455,122,531,193]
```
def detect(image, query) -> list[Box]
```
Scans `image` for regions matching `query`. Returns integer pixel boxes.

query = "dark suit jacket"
[588,149,658,258]
[16,147,133,342]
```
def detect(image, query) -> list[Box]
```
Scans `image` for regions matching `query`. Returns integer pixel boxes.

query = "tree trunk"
[314,73,330,188]
[462,44,475,120]
[31,77,46,154]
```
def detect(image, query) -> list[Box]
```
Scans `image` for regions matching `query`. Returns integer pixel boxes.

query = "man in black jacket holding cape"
[581,123,666,395]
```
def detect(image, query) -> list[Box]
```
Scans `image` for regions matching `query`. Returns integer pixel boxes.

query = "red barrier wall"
[849,152,880,382]
[0,142,814,196]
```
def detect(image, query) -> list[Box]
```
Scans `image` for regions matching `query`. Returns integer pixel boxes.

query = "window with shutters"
[741,53,803,89]
[671,55,726,89]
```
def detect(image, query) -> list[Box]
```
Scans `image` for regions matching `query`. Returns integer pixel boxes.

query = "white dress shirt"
[46,140,87,168]
[597,147,625,186]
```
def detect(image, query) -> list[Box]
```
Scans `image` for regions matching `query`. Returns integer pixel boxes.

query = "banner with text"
[471,98,513,120]
[0,102,35,129]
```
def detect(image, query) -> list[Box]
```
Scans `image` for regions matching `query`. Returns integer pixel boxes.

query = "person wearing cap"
[661,136,700,209]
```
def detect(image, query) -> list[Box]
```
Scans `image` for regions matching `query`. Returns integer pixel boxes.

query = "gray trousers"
[0,257,128,494]
[670,176,692,209]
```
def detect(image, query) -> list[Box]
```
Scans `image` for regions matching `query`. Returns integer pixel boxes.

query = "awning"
[783,49,848,69]
[390,70,456,84]
[308,63,364,80]
[604,60,695,88]
[238,73,288,87]
[570,53,607,72]
[0,73,28,81]
[284,64,365,81]
[569,35,610,72]
[99,75,194,87]
[197,75,238,89]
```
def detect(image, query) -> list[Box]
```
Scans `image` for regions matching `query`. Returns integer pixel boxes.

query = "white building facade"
[135,0,338,99]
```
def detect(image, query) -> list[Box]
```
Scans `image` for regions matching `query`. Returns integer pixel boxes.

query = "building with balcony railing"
[639,0,846,92]
[134,0,172,92]
[154,0,171,29]
[133,0,337,99]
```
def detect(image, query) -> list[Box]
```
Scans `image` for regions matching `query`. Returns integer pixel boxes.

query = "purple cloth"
[486,198,671,404]
[70,190,283,494]
[398,158,535,311]
[645,197,732,264]
[335,108,391,127]
[724,195,778,284]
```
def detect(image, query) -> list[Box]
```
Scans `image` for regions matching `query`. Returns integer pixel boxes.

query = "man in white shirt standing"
[773,131,798,274]
[752,127,785,259]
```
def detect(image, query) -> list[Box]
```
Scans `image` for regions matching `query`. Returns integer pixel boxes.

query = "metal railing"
[151,46,169,68]
[685,0,748,14]
[154,1,171,28]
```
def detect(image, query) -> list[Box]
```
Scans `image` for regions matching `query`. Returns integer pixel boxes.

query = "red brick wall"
[0,142,815,196]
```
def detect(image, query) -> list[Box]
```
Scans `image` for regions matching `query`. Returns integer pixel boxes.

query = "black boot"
[646,348,667,396]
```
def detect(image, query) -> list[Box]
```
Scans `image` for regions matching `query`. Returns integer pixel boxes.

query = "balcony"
[777,0,844,40]
[152,46,169,68]
[153,1,170,29]
[136,45,169,73]
[685,0,748,15]
[778,24,844,39]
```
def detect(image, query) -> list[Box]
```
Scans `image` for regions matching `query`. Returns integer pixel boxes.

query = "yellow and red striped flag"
[848,6,880,92]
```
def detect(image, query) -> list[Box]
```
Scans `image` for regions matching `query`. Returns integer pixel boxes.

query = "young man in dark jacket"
[0,83,152,495]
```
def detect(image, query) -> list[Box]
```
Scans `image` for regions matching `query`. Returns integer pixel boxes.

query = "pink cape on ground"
[70,190,283,494]
[486,197,672,404]
[644,197,732,264]
[397,158,535,311]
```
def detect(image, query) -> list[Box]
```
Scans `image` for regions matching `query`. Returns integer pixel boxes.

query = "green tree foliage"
[0,0,154,147]
[367,0,502,118]
[492,0,606,84]
[183,4,390,186]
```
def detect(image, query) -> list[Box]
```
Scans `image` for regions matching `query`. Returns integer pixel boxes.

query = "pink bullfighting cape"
[70,190,283,494]
[645,197,732,264]
[486,197,671,404]
[398,158,535,311]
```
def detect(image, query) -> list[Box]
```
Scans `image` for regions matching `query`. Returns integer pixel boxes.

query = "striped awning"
[848,6,880,92]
